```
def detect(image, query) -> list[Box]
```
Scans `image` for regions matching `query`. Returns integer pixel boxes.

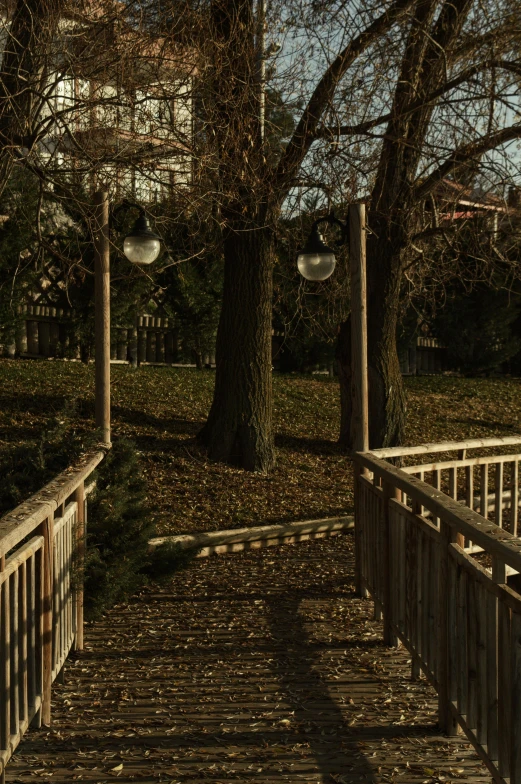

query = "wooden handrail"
[356,450,521,573]
[0,448,107,561]
[403,451,521,473]
[0,447,109,780]
[354,444,521,783]
[368,435,521,459]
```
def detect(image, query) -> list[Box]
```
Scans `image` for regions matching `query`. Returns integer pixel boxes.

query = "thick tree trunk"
[365,216,407,448]
[197,224,275,472]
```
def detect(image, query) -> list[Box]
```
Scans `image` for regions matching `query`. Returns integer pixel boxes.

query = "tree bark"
[336,317,353,449]
[365,215,408,448]
[197,222,275,472]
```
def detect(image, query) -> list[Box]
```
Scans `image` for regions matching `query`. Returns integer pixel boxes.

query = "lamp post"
[93,191,161,445]
[296,203,369,452]
[297,203,369,601]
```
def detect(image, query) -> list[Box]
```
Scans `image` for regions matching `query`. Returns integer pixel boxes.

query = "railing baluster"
[19,561,28,729]
[0,558,9,755]
[495,462,503,528]
[410,499,421,679]
[480,464,489,520]
[40,516,54,727]
[66,516,71,654]
[512,461,519,537]
[465,465,474,510]
[59,524,65,673]
[10,571,19,739]
[433,469,441,527]
[438,520,460,735]
[511,609,521,783]
[456,563,468,719]
[52,525,59,680]
[384,485,399,647]
[449,467,457,501]
[0,450,105,780]
[494,555,510,780]
[27,554,36,716]
[486,566,499,764]
[476,580,487,745]
[422,533,431,675]
[355,443,521,783]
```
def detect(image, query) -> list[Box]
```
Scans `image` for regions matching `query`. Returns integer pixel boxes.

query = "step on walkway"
[6,534,489,783]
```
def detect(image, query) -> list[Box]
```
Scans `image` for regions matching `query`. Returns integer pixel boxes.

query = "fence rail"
[1,308,216,366]
[0,449,107,782]
[354,436,521,784]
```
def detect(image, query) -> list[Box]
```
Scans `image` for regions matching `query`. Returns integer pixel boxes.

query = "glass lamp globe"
[123,214,161,265]
[296,227,337,281]
[297,251,336,281]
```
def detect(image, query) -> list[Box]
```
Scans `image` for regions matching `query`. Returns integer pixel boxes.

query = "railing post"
[438,520,460,735]
[39,516,54,727]
[493,556,510,779]
[353,461,367,597]
[0,553,9,782]
[73,482,86,652]
[382,481,399,646]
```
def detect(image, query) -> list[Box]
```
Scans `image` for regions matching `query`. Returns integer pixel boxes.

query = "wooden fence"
[400,336,447,375]
[0,305,216,366]
[0,449,107,783]
[354,435,521,784]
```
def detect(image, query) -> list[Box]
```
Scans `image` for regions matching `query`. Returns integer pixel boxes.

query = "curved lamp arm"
[310,210,349,248]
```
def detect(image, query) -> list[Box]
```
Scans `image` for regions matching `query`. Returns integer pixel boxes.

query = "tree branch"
[315,58,521,139]
[415,122,521,200]
[274,0,417,190]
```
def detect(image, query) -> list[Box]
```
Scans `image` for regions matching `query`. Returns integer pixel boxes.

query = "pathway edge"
[148,515,354,557]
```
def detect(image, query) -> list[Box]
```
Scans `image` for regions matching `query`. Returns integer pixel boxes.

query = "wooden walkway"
[5,534,490,784]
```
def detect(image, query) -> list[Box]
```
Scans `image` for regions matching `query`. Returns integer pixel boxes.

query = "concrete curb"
[148,515,354,558]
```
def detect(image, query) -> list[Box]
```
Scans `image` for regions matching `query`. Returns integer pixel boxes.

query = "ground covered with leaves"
[0,359,520,535]
[5,534,489,784]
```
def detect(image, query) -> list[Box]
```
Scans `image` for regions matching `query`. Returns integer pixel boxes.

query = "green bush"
[83,438,199,621]
[0,404,198,621]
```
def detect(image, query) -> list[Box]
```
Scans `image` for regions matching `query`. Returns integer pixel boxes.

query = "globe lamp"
[123,213,161,265]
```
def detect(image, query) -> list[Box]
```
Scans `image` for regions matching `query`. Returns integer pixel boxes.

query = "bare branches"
[274,0,418,191]
[415,122,521,200]
[315,58,521,140]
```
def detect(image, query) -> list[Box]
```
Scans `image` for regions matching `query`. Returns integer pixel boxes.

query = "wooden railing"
[0,449,107,782]
[353,436,521,784]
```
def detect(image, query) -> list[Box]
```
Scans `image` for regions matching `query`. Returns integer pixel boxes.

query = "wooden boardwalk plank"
[5,534,489,783]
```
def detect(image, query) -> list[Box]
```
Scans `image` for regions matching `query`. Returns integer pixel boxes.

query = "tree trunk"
[365,217,407,448]
[336,317,353,449]
[197,224,275,472]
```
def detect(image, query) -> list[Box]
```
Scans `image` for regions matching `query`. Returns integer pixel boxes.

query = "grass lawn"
[0,358,520,535]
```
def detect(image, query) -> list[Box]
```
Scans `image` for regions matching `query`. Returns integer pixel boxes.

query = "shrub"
[83,438,199,621]
[0,403,198,621]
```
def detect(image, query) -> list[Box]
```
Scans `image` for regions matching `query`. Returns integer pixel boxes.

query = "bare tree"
[329,0,521,447]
